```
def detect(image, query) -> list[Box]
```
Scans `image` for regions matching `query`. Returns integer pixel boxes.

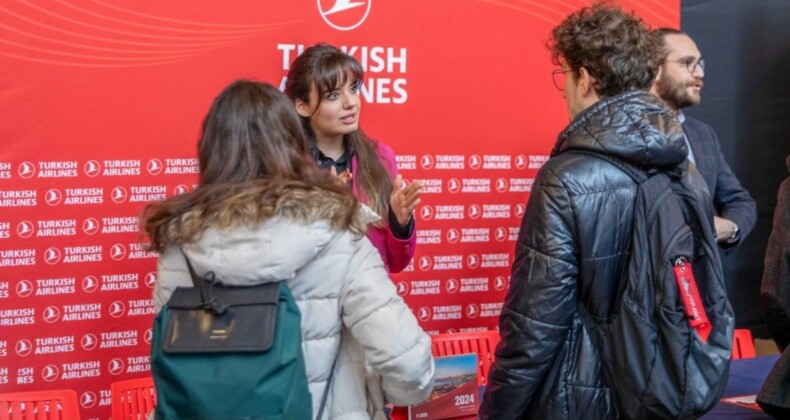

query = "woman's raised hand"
[390,174,423,226]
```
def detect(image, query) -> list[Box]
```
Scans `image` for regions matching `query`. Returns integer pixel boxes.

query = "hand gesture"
[390,174,423,226]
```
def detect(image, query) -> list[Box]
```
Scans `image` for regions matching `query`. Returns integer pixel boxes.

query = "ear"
[294,99,312,118]
[650,67,663,95]
[577,67,595,97]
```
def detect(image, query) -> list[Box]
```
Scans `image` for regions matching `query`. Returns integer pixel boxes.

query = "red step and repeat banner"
[1,1,678,418]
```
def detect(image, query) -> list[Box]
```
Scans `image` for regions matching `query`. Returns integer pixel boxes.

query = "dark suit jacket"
[683,116,757,250]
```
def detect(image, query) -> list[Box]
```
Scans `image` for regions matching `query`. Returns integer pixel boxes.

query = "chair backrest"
[0,389,80,420]
[430,330,500,386]
[732,328,757,359]
[111,377,156,420]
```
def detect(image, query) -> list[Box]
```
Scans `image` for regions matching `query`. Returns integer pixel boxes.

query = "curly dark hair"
[548,2,660,98]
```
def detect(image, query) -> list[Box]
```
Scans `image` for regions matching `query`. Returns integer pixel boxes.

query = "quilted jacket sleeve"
[480,167,579,419]
[339,236,435,405]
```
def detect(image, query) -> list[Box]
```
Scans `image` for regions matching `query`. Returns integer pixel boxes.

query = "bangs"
[314,56,364,97]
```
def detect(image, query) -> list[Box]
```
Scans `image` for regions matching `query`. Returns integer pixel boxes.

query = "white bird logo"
[16,339,32,356]
[18,162,35,178]
[323,0,365,15]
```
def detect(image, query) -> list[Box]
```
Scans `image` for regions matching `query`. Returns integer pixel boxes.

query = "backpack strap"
[179,247,203,288]
[179,247,228,314]
[316,356,338,419]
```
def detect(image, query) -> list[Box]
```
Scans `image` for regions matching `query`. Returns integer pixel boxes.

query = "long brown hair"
[142,80,361,252]
[284,43,393,222]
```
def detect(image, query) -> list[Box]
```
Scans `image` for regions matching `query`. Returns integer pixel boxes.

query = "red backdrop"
[0,1,678,418]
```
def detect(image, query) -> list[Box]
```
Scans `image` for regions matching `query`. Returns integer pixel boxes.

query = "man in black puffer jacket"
[480,3,710,419]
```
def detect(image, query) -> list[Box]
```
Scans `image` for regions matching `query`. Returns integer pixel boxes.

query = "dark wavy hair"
[142,80,361,252]
[548,2,660,98]
[284,43,393,224]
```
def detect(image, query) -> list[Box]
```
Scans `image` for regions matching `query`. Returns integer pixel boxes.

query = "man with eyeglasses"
[652,28,757,249]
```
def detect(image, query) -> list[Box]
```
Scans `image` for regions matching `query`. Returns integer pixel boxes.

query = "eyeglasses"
[551,68,573,91]
[676,57,705,73]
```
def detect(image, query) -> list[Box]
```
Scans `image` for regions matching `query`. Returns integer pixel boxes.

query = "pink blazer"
[351,141,416,273]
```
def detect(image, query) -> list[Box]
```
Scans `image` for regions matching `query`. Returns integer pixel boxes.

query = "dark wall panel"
[682,0,790,336]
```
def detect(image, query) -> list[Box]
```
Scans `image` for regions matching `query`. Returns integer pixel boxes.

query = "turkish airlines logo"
[418,256,432,271]
[419,205,433,221]
[108,358,125,375]
[417,306,432,322]
[467,254,480,269]
[84,160,101,177]
[495,178,508,193]
[447,178,461,194]
[18,161,36,179]
[15,339,33,357]
[42,364,60,382]
[445,278,459,294]
[466,303,479,319]
[43,306,61,323]
[143,328,153,345]
[110,244,127,261]
[16,280,34,297]
[446,228,460,244]
[420,155,434,170]
[396,281,409,297]
[45,188,63,206]
[81,333,98,351]
[495,227,508,242]
[145,272,157,288]
[173,184,190,195]
[469,155,482,170]
[16,221,34,238]
[109,301,126,318]
[82,275,99,293]
[468,204,481,220]
[82,218,100,235]
[494,276,508,291]
[147,159,163,175]
[44,247,61,265]
[80,391,97,409]
[111,186,128,203]
[318,0,371,31]
[515,154,528,170]
[514,203,525,218]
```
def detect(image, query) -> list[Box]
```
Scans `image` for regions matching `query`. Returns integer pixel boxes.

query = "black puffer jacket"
[480,91,689,419]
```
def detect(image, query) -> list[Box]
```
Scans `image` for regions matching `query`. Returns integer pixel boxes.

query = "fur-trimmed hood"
[156,184,380,288]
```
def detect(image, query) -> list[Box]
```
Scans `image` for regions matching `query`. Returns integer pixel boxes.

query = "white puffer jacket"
[152,201,435,419]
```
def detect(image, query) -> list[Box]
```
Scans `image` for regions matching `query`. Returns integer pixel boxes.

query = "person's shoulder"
[683,115,716,133]
[537,151,635,194]
[540,151,609,179]
[370,138,396,159]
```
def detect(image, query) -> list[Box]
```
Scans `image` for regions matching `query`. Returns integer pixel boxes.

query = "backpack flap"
[163,282,280,353]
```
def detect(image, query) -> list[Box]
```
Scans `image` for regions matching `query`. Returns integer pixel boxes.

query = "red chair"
[111,377,156,420]
[431,330,500,386]
[0,389,80,420]
[732,328,757,359]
